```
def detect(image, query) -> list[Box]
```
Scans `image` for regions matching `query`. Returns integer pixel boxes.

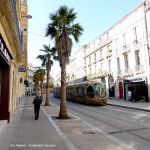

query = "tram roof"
[67,80,102,86]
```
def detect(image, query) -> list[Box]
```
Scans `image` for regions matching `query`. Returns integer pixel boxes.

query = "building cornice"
[0,0,22,64]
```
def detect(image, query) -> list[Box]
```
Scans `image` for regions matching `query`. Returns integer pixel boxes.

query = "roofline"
[87,2,143,45]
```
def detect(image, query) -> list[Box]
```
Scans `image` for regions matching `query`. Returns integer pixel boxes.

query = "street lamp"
[20,14,32,87]
[21,15,32,19]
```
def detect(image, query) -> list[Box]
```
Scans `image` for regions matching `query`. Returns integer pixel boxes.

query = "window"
[76,87,84,96]
[101,63,103,70]
[107,45,111,53]
[94,53,96,62]
[95,65,97,73]
[115,38,118,54]
[100,49,102,58]
[108,60,111,72]
[89,56,91,64]
[87,86,94,98]
[124,55,129,73]
[84,70,87,76]
[133,27,137,43]
[135,50,140,71]
[117,57,121,74]
[115,38,118,49]
[122,34,126,48]
[89,67,91,74]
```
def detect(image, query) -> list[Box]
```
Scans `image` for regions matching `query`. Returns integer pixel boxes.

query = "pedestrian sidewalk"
[108,98,150,112]
[0,96,137,150]
[0,96,68,150]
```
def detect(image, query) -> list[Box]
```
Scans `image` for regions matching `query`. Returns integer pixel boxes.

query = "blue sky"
[27,0,142,77]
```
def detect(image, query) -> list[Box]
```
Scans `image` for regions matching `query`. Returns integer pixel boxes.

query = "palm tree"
[37,45,56,106]
[38,68,45,99]
[33,68,44,96]
[45,5,83,119]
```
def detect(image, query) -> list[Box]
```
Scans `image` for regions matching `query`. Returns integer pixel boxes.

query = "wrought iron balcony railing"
[11,0,22,52]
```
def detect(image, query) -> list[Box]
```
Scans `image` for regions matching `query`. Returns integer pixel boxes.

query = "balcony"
[97,70,107,77]
[117,70,122,75]
[99,57,104,61]
[135,65,141,72]
[93,61,96,64]
[88,63,92,67]
[134,65,144,74]
[101,38,112,47]
[121,45,130,54]
[121,68,134,78]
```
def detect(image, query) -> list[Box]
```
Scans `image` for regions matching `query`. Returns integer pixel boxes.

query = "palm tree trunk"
[35,82,37,96]
[41,81,43,100]
[59,58,69,119]
[45,61,50,106]
[35,82,40,96]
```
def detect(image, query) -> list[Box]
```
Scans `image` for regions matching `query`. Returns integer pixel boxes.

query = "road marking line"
[69,114,81,120]
[42,107,77,150]
[69,113,137,150]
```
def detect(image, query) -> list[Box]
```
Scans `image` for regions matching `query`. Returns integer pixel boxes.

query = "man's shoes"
[35,115,39,120]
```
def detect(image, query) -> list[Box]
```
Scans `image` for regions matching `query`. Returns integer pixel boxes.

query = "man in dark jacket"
[32,96,42,120]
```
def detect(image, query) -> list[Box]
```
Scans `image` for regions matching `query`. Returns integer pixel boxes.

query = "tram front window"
[87,86,94,98]
[93,83,105,97]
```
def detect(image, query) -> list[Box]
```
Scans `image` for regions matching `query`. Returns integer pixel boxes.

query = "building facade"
[26,63,34,95]
[0,0,29,123]
[66,2,150,102]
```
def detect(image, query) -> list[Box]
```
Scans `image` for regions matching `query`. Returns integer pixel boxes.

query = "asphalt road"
[51,96,150,150]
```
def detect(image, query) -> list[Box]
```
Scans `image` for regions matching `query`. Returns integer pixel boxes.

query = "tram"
[53,80,107,105]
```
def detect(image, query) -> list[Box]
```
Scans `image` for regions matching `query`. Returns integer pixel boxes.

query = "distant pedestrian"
[131,90,137,102]
[32,96,42,120]
[128,90,132,101]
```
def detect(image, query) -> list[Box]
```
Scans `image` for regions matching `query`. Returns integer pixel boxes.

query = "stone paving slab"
[0,96,68,150]
[0,96,140,150]
[44,103,137,150]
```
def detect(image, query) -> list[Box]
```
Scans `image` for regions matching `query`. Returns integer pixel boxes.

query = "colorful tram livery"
[53,81,107,105]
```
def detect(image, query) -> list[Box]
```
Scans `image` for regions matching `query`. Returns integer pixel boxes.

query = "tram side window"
[87,86,94,98]
[67,87,74,96]
[70,87,74,93]
[80,87,84,97]
[75,87,84,97]
[75,87,79,96]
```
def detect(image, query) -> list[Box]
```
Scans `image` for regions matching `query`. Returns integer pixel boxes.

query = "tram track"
[67,101,150,129]
[70,104,150,144]
[52,98,150,144]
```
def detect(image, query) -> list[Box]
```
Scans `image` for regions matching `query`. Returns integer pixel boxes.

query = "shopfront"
[123,77,149,102]
[0,34,12,122]
[108,76,115,98]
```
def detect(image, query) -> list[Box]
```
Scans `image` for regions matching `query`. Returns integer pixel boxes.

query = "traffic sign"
[18,66,27,72]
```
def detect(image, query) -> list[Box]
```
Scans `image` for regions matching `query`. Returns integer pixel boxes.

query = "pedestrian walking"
[131,89,138,103]
[32,96,42,120]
